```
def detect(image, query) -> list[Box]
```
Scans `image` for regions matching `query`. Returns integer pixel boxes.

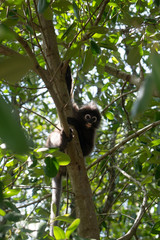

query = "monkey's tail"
[50,174,62,236]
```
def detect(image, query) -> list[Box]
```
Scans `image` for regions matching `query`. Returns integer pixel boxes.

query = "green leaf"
[0,24,16,40]
[152,53,160,93]
[0,96,29,154]
[0,209,6,216]
[123,145,139,154]
[106,111,114,120]
[88,26,108,34]
[0,55,32,83]
[44,156,59,178]
[65,42,82,59]
[90,40,101,55]
[4,189,20,198]
[73,1,80,21]
[53,151,71,166]
[61,22,76,40]
[36,207,49,217]
[52,0,72,12]
[141,176,153,185]
[55,215,74,223]
[53,226,65,240]
[99,40,117,51]
[66,218,80,239]
[127,45,143,66]
[82,49,94,73]
[151,139,160,146]
[52,203,57,216]
[0,181,4,205]
[5,0,24,5]
[37,0,50,14]
[131,75,153,118]
[5,212,22,222]
[37,222,47,238]
[151,221,160,234]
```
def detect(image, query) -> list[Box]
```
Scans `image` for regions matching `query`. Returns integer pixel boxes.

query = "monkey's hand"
[60,129,73,152]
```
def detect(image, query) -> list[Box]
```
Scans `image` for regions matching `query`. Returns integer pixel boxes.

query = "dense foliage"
[0,0,160,239]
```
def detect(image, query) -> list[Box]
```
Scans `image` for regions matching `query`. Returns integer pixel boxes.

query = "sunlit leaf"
[53,151,71,166]
[5,0,24,5]
[151,139,160,146]
[66,218,80,239]
[0,209,6,216]
[105,111,114,120]
[4,189,21,198]
[53,226,65,240]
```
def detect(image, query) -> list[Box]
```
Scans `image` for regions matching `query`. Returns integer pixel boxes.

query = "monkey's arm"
[67,117,79,128]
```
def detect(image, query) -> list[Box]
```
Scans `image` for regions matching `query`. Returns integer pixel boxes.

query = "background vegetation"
[0,0,160,239]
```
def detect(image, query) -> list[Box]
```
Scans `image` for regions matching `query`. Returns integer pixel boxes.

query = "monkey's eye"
[92,116,97,122]
[85,114,91,120]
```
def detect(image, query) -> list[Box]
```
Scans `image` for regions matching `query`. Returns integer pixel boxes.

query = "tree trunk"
[37,12,100,239]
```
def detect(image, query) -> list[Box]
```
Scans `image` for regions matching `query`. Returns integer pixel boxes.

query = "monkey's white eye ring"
[85,114,91,120]
[92,116,97,122]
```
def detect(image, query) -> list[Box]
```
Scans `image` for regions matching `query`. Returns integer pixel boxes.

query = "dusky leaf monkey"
[46,65,101,235]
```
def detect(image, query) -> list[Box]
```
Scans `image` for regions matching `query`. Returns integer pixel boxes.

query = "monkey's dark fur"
[67,102,101,156]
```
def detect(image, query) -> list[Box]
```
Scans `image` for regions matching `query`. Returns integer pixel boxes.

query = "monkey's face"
[79,109,101,129]
[77,103,101,129]
[84,114,98,128]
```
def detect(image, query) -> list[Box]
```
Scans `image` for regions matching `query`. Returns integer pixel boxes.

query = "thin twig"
[21,106,61,131]
[101,89,136,114]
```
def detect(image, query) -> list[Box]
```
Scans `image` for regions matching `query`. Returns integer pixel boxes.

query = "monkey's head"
[78,103,101,129]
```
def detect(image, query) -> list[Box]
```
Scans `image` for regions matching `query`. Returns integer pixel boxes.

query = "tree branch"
[94,0,110,26]
[105,64,141,88]
[0,44,21,56]
[115,166,147,240]
[105,64,160,97]
[18,194,51,209]
[88,120,160,170]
